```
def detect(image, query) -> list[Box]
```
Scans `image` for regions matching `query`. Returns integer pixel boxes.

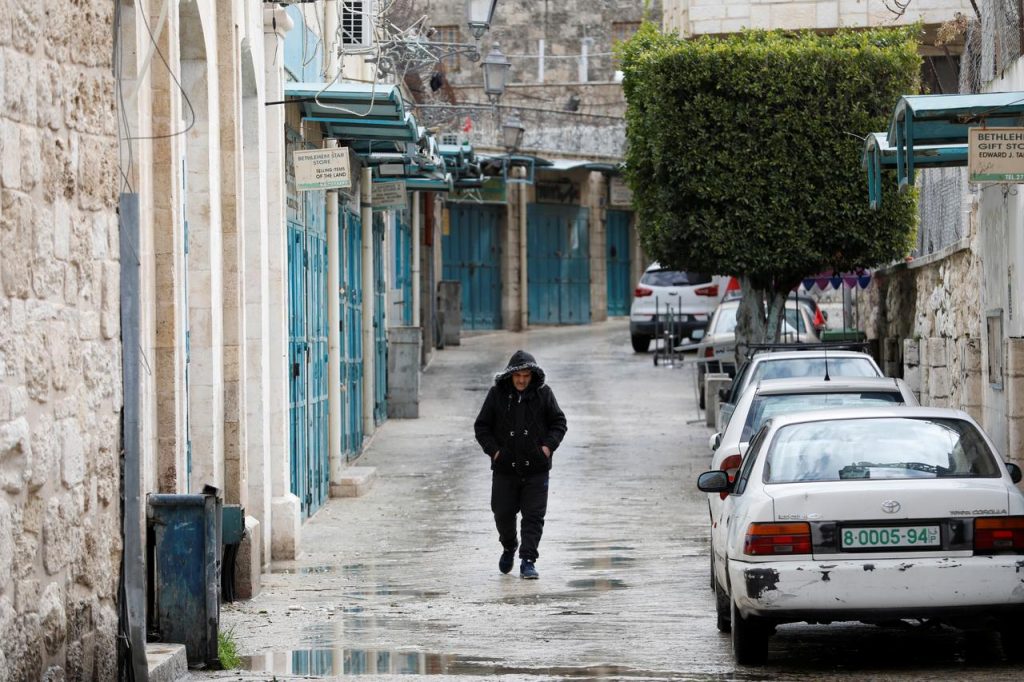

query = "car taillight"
[704,346,714,358]
[634,286,653,298]
[695,285,719,297]
[744,522,812,556]
[974,517,1024,552]
[718,453,742,500]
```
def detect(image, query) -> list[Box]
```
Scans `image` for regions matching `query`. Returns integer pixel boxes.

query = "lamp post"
[502,113,525,153]
[466,0,499,40]
[481,43,511,103]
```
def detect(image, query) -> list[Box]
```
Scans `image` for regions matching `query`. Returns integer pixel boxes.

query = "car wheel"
[731,599,769,665]
[715,580,731,633]
[631,334,650,353]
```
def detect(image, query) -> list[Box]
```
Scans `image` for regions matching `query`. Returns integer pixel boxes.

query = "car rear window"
[764,417,1001,483]
[741,391,903,441]
[640,270,712,287]
[750,357,879,382]
[712,305,739,334]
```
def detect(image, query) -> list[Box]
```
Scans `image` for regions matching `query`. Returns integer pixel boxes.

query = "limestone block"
[927,337,947,367]
[43,494,80,575]
[962,372,983,409]
[929,396,949,408]
[1,121,22,189]
[929,366,950,399]
[234,517,262,600]
[817,1,840,27]
[961,337,982,373]
[39,582,66,656]
[42,666,66,681]
[334,466,377,498]
[1007,338,1024,378]
[1,191,33,299]
[1008,376,1024,420]
[20,126,40,192]
[0,417,30,494]
[15,577,40,615]
[60,419,85,489]
[271,494,301,560]
[6,613,42,681]
[147,643,188,682]
[1008,416,1024,461]
[0,498,12,588]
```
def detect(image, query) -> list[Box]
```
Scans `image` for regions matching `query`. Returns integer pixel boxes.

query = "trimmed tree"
[619,25,919,355]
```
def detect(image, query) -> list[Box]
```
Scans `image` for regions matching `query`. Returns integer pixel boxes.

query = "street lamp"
[502,114,525,153]
[481,43,511,102]
[466,0,499,40]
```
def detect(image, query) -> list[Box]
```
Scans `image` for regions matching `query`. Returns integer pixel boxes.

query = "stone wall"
[663,0,974,36]
[0,0,122,678]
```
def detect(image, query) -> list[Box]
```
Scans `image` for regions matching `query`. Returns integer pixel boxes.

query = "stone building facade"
[0,0,122,678]
[663,0,975,36]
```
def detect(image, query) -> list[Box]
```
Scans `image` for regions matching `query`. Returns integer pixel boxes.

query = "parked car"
[695,300,802,408]
[704,376,918,587]
[629,263,728,353]
[698,407,1024,665]
[717,348,883,431]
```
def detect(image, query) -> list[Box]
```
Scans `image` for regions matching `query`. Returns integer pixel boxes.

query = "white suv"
[629,263,728,352]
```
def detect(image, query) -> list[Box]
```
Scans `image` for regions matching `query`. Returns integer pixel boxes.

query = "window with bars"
[432,25,462,71]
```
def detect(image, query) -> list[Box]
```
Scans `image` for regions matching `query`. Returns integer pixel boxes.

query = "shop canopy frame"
[862,132,967,209]
[885,91,1024,193]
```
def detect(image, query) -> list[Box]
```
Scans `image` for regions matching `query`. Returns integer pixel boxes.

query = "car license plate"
[841,526,940,549]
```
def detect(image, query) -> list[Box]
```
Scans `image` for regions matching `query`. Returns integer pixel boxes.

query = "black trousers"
[491,471,549,562]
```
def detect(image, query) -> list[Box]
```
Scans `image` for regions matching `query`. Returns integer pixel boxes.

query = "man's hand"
[542,446,551,458]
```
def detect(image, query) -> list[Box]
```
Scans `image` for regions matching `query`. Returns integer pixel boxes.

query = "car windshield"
[641,269,711,287]
[741,391,903,441]
[764,417,1002,483]
[750,357,878,382]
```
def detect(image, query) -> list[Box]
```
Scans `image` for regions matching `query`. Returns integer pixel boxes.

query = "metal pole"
[326,179,342,486]
[412,192,421,328]
[119,193,149,680]
[518,170,529,331]
[361,168,375,436]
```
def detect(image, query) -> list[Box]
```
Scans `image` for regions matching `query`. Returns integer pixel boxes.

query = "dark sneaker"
[499,549,515,574]
[520,560,539,580]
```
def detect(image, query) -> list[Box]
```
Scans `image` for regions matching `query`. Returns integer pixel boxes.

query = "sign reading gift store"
[968,127,1024,183]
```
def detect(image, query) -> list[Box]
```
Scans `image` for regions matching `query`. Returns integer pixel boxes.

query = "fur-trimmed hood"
[494,350,546,388]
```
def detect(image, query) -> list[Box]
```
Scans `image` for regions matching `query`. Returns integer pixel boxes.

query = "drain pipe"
[412,191,421,328]
[361,168,375,437]
[325,0,343,484]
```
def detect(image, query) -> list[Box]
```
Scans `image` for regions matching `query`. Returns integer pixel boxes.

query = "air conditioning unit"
[341,0,374,48]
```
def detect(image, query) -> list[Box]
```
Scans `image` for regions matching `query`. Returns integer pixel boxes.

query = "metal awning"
[862,132,967,209]
[887,91,1024,190]
[284,81,420,144]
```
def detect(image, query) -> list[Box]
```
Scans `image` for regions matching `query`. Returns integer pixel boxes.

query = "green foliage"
[619,24,920,290]
[218,628,242,670]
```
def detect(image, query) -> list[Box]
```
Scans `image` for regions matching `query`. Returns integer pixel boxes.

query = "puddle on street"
[272,563,368,575]
[568,578,627,591]
[240,648,703,678]
[572,556,637,569]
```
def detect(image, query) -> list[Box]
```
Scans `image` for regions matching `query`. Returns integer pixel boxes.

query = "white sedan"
[698,407,1024,665]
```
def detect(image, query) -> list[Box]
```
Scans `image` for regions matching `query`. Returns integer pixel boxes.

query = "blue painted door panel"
[342,209,364,460]
[372,214,388,425]
[606,210,632,316]
[393,211,413,326]
[442,204,502,330]
[527,204,591,325]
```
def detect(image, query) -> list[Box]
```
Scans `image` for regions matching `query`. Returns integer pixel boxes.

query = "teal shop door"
[442,204,502,329]
[372,214,388,426]
[527,204,591,325]
[392,211,413,326]
[341,209,364,460]
[286,132,329,518]
[606,210,632,316]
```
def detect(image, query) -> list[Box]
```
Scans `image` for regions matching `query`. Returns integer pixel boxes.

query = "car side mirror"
[1007,462,1022,484]
[708,432,722,451]
[697,470,731,493]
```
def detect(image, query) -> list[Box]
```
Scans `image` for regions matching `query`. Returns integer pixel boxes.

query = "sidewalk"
[203,320,722,678]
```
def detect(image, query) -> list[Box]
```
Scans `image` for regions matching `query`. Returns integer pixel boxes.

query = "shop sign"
[293,147,352,190]
[371,180,408,211]
[609,176,633,207]
[969,128,1024,182]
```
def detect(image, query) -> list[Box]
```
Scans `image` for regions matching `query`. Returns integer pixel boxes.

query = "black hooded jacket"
[474,350,567,476]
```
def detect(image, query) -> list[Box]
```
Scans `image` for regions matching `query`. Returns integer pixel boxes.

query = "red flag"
[462,116,473,133]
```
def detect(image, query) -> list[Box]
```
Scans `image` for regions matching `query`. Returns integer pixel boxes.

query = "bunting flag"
[800,269,872,291]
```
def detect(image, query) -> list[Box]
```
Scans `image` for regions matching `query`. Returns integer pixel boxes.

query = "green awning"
[862,132,967,210]
[284,81,420,144]
[887,91,1024,190]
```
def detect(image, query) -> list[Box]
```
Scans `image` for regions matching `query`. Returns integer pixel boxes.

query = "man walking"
[474,350,567,579]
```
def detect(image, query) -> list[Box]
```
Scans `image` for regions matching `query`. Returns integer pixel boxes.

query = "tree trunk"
[733,276,790,366]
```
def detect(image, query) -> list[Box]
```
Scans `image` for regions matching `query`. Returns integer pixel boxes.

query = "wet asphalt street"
[197,320,1024,681]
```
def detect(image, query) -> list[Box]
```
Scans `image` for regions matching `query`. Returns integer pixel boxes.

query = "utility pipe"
[361,167,375,436]
[412,191,421,328]
[518,168,528,330]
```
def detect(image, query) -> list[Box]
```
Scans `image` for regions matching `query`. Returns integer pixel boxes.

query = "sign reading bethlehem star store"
[969,128,1024,183]
[294,148,352,191]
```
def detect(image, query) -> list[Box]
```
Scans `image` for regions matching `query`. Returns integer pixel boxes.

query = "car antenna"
[824,345,831,382]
